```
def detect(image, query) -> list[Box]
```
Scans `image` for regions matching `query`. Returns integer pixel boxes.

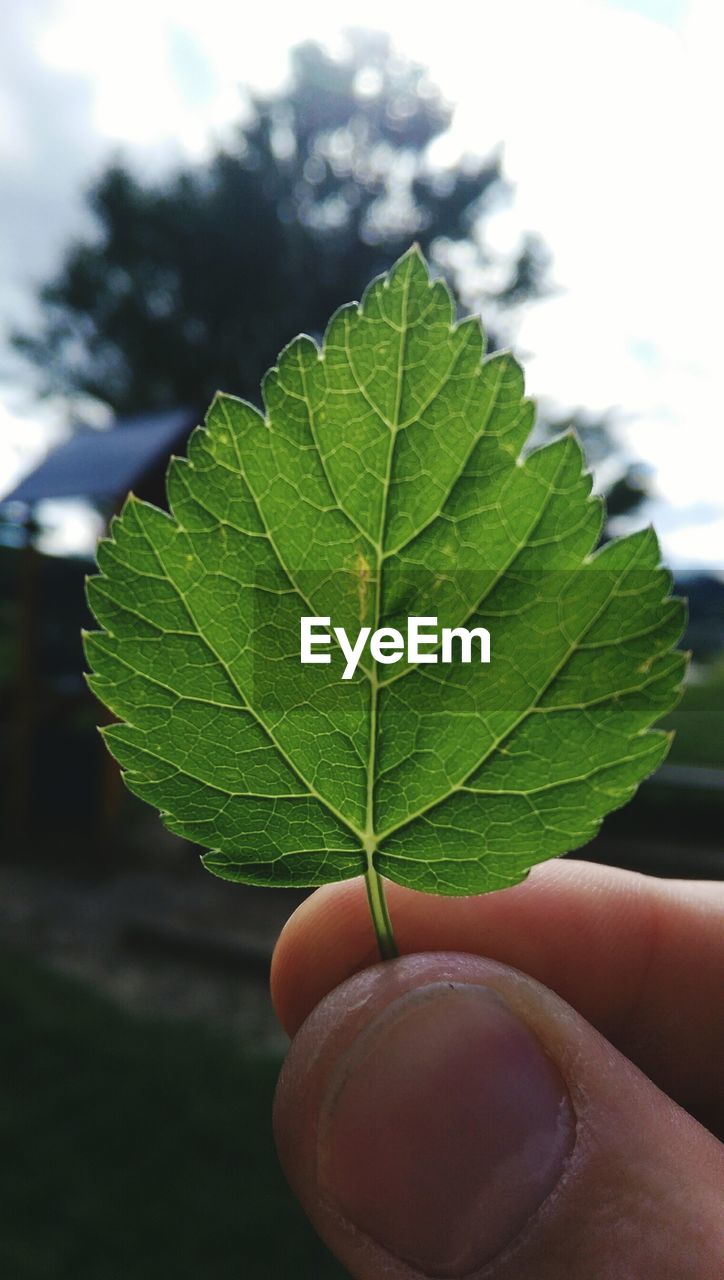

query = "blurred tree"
[12,32,546,414]
[13,29,642,517]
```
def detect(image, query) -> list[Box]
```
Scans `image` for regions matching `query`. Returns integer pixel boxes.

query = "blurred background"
[0,1,722,1276]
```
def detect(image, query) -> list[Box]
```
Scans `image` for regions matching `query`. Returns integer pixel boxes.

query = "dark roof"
[2,408,196,505]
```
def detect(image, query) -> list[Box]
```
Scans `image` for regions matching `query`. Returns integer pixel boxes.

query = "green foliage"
[0,954,344,1279]
[538,410,649,521]
[666,659,724,769]
[85,249,685,897]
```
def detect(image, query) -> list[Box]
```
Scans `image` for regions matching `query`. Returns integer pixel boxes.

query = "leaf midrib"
[364,258,414,853]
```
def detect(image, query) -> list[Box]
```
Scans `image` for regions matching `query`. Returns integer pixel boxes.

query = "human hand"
[271,860,724,1278]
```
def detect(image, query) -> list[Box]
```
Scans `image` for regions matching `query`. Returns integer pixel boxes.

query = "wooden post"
[10,510,40,850]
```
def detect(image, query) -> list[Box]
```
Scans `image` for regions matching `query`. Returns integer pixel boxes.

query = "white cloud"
[0,399,67,499]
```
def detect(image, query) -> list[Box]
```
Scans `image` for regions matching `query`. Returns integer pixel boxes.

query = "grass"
[0,952,348,1280]
[665,658,724,770]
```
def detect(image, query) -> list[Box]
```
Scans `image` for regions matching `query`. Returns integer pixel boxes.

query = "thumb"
[273,952,724,1279]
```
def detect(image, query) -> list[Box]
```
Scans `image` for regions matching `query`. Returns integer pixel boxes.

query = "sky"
[0,0,722,567]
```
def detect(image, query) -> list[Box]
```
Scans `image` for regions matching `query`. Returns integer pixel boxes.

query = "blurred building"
[1,410,196,851]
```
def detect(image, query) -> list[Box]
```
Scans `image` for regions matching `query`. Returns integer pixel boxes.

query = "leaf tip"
[205,389,233,424]
[392,241,430,287]
[118,491,138,520]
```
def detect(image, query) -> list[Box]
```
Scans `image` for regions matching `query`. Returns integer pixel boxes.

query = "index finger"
[271,859,724,1120]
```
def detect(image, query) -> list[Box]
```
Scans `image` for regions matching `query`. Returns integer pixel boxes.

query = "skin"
[271,860,724,1279]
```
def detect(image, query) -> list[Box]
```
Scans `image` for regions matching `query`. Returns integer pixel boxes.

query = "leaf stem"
[360,261,411,966]
[364,862,398,960]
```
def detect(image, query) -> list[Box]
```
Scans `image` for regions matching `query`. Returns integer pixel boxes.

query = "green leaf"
[84,247,686,900]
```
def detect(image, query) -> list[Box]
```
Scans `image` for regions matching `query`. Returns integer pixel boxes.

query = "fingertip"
[270,862,724,1113]
[271,863,583,1036]
[271,878,378,1035]
[274,950,724,1280]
